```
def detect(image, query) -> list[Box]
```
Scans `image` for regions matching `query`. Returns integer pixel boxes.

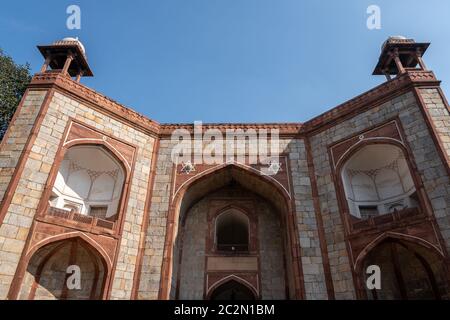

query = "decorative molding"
[329,120,403,169]
[159,123,302,137]
[302,70,439,135]
[63,120,136,171]
[30,73,160,137]
[28,69,440,141]
[171,158,292,203]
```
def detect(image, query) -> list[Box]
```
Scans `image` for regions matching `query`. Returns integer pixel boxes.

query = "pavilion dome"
[381,35,413,51]
[53,37,86,56]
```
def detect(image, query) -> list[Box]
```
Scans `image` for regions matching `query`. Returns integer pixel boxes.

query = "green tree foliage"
[0,48,31,141]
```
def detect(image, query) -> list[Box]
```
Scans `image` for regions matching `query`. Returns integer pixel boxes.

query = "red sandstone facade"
[0,36,449,300]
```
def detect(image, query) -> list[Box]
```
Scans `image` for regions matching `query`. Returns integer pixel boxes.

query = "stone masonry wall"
[0,90,156,300]
[417,88,450,248]
[178,198,207,299]
[257,199,286,299]
[0,90,48,298]
[137,138,172,299]
[0,90,46,203]
[418,88,450,164]
[280,138,328,299]
[309,90,450,299]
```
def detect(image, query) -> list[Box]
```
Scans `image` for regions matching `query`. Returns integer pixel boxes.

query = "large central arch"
[158,162,305,300]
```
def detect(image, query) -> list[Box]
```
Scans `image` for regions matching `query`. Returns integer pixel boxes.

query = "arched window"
[215,209,249,253]
[50,145,125,222]
[341,144,418,219]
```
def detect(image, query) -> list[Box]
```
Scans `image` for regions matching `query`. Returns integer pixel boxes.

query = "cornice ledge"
[159,123,303,137]
[28,69,440,141]
[300,70,439,135]
[406,70,440,86]
[30,73,161,137]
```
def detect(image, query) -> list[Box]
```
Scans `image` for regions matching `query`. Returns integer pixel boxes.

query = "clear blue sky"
[1,0,449,123]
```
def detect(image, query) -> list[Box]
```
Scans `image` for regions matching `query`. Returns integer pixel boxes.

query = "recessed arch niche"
[50,145,125,221]
[341,144,418,219]
[162,164,303,300]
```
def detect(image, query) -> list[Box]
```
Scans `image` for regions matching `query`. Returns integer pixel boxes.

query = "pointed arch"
[158,162,305,300]
[63,139,132,173]
[214,204,252,221]
[171,162,293,226]
[206,275,259,300]
[335,137,408,170]
[173,161,291,203]
[354,231,445,272]
[335,137,434,225]
[214,206,251,253]
[25,231,112,271]
[35,139,132,228]
[15,231,112,300]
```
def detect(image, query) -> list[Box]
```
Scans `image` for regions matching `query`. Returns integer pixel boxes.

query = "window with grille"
[359,205,379,219]
[89,206,108,219]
